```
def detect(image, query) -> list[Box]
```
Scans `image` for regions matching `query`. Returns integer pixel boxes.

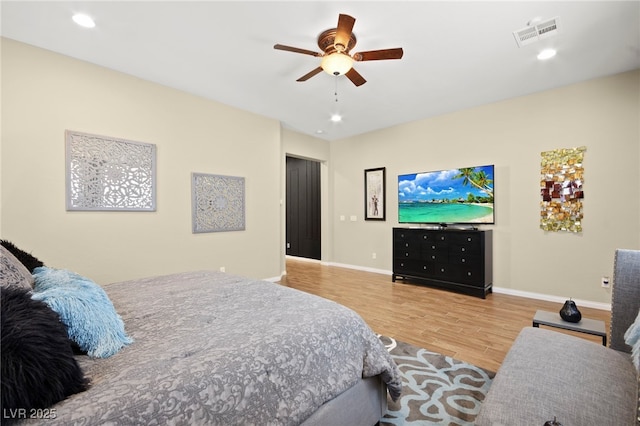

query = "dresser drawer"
[394,238,421,252]
[394,229,418,243]
[456,264,485,285]
[449,254,482,267]
[393,259,421,273]
[394,249,420,260]
[416,231,446,243]
[449,233,482,251]
[421,240,448,254]
[432,263,456,281]
[424,250,449,263]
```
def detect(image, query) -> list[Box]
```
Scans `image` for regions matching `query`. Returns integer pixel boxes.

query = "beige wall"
[1,38,283,284]
[329,69,640,305]
[3,38,638,305]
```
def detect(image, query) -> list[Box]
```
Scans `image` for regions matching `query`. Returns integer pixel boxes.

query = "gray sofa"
[476,249,640,426]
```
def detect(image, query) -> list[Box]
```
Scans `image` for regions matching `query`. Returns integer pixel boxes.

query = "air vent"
[513,17,560,47]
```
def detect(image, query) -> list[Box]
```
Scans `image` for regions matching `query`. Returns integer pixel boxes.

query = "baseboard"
[285,255,322,263]
[492,287,611,311]
[285,258,611,311]
[324,261,393,277]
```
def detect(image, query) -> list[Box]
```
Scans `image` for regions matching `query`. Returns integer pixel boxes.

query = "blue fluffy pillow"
[31,267,132,358]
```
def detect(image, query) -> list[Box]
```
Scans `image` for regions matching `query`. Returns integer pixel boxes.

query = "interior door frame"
[283,154,328,268]
[285,156,321,260]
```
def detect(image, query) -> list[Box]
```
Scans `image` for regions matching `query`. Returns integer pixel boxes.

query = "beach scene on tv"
[398,165,494,224]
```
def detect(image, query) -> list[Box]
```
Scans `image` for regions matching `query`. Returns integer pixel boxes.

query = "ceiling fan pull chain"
[335,75,339,102]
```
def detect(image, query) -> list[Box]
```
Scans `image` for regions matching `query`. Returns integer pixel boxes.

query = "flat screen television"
[398,164,495,225]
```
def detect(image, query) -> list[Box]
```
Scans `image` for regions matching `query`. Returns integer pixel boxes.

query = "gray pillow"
[0,246,33,289]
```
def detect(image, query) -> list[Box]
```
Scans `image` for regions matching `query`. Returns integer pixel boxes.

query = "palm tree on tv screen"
[454,168,494,200]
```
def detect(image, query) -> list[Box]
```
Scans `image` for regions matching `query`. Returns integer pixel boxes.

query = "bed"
[1,245,402,426]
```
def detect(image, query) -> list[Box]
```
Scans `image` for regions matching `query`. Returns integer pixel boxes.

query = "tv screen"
[398,164,494,224]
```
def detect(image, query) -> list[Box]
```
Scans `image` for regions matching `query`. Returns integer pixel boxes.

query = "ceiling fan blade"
[345,68,366,87]
[274,44,321,57]
[296,67,323,82]
[334,14,356,51]
[354,48,404,61]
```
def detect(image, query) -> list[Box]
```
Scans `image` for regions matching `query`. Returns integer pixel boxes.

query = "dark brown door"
[286,156,321,260]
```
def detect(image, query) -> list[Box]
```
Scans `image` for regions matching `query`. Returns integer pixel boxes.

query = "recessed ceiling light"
[330,114,342,123]
[537,48,557,60]
[316,130,325,134]
[72,13,95,28]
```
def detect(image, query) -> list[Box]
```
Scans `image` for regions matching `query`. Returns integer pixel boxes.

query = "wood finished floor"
[278,258,611,372]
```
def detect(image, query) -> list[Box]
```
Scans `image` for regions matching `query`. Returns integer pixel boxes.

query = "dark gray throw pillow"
[0,239,45,273]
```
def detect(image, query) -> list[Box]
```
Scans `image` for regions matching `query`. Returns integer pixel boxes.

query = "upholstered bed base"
[301,376,387,426]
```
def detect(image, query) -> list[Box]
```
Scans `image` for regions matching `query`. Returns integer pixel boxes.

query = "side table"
[532,309,607,346]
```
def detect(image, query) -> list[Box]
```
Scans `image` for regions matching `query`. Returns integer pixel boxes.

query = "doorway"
[286,156,321,260]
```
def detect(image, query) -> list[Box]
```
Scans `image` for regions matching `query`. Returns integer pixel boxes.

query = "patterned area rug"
[378,335,495,426]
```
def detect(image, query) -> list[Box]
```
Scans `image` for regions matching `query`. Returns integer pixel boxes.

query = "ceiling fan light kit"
[274,13,404,87]
[321,52,354,75]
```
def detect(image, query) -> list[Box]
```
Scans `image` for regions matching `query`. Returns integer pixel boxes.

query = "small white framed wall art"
[191,172,245,233]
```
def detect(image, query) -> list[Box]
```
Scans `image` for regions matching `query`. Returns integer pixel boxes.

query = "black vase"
[544,416,563,426]
[560,299,581,323]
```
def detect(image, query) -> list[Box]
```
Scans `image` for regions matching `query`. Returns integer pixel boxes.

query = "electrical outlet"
[601,276,610,288]
[220,266,226,273]
[372,252,377,259]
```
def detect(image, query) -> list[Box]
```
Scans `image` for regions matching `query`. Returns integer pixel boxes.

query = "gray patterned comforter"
[32,270,402,425]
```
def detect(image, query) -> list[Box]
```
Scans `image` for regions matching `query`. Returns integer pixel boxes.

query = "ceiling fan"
[274,14,403,87]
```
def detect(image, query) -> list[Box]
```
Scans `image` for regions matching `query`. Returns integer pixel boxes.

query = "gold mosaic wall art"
[540,147,586,233]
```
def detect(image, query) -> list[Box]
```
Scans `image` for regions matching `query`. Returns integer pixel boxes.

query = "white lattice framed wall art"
[191,172,246,233]
[66,130,157,211]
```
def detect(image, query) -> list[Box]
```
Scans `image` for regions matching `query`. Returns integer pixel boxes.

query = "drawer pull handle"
[461,248,466,252]
[462,259,466,263]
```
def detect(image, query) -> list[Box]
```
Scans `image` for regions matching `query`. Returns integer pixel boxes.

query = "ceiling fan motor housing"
[317,28,357,55]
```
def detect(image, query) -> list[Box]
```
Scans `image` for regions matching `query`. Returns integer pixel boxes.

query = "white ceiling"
[2,1,639,141]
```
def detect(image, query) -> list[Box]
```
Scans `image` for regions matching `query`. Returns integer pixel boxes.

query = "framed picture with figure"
[365,167,385,221]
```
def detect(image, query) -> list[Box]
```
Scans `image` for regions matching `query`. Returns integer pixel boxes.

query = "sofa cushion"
[476,327,637,426]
